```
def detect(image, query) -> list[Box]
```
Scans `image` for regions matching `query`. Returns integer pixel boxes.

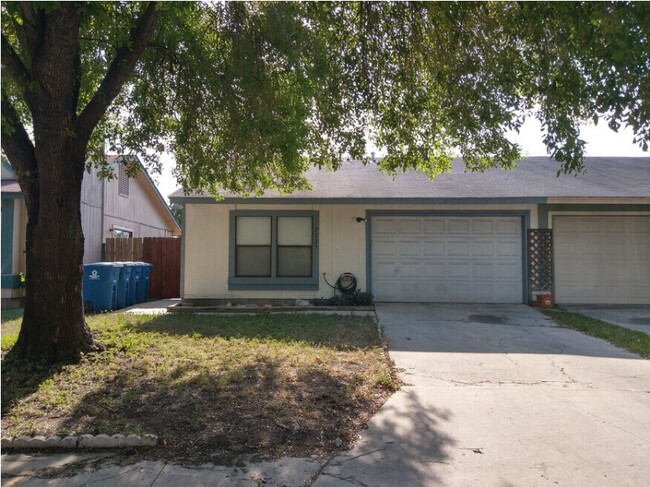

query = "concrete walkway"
[565,305,650,335]
[313,303,650,486]
[122,299,179,315]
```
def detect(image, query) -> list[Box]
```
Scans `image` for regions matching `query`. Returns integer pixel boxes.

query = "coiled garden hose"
[323,272,358,295]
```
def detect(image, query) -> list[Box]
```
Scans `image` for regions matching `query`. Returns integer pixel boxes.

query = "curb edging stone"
[1,433,158,450]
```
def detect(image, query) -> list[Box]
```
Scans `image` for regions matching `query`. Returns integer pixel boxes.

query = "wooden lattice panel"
[528,229,553,295]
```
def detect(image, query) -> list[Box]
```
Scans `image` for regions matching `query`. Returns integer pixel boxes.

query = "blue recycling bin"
[135,262,153,303]
[125,262,143,306]
[83,262,121,313]
[114,262,130,310]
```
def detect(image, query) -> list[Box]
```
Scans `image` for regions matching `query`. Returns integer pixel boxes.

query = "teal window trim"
[228,210,319,290]
[0,193,24,200]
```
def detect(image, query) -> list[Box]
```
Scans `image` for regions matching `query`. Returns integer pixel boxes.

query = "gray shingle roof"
[169,157,650,202]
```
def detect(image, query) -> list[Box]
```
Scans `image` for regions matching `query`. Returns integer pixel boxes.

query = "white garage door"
[371,216,523,303]
[554,216,650,304]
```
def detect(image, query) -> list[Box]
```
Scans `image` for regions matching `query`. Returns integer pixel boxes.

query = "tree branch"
[19,1,45,59]
[1,93,39,208]
[1,34,31,94]
[75,2,162,142]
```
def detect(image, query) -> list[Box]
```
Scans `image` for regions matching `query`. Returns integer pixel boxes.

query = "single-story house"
[169,157,650,305]
[1,156,180,305]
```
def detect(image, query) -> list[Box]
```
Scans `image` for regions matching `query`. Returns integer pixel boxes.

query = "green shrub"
[313,291,374,307]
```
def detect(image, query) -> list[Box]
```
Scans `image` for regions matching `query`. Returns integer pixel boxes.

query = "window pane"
[236,246,271,276]
[237,217,271,245]
[277,246,312,277]
[277,217,312,246]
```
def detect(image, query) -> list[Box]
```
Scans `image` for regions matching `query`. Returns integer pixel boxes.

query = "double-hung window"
[228,211,319,290]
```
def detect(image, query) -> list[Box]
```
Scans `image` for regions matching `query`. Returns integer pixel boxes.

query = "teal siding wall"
[1,198,14,276]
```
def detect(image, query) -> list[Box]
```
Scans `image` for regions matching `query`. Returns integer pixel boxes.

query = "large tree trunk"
[2,2,160,363]
[9,146,101,363]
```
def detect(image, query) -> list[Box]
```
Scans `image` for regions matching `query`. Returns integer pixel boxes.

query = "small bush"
[313,291,374,307]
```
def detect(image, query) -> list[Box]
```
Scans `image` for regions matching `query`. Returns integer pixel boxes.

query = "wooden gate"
[105,237,181,299]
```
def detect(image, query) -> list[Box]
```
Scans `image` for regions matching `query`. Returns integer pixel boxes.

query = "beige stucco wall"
[182,203,539,299]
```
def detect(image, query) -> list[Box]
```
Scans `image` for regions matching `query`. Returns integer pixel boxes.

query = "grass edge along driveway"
[544,309,650,359]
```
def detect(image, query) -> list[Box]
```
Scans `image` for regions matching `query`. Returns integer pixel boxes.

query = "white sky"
[151,119,648,203]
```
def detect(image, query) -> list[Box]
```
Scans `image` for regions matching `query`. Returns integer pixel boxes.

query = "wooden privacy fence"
[105,237,181,299]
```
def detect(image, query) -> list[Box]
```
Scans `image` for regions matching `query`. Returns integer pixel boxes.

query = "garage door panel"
[424,262,445,278]
[424,220,445,234]
[497,263,520,279]
[423,241,445,256]
[473,241,494,256]
[448,263,470,278]
[399,219,421,233]
[577,219,602,233]
[399,241,421,256]
[603,262,627,279]
[497,241,520,257]
[496,283,522,301]
[448,220,470,234]
[449,242,470,256]
[372,216,523,303]
[554,216,650,304]
[630,219,650,233]
[373,240,398,255]
[374,219,399,234]
[374,261,397,278]
[604,220,626,233]
[399,262,422,278]
[474,262,495,278]
[496,219,520,235]
[472,220,494,233]
[630,286,650,299]
[604,286,627,300]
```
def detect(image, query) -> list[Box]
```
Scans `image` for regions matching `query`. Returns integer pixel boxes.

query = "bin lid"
[84,262,118,267]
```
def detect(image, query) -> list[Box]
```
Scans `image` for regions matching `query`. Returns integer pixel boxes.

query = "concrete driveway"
[314,303,650,487]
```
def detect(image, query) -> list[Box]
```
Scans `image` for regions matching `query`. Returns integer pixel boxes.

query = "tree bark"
[4,5,100,363]
[9,147,101,363]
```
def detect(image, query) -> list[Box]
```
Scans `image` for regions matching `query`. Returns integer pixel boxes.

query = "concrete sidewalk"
[0,453,324,486]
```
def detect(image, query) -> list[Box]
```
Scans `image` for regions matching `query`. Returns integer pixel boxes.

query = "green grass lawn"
[1,308,23,350]
[544,310,650,359]
[1,311,397,464]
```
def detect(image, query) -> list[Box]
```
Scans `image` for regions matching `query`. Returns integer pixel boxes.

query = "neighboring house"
[170,157,650,305]
[1,156,180,305]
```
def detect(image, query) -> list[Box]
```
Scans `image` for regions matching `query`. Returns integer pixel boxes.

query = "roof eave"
[169,196,550,205]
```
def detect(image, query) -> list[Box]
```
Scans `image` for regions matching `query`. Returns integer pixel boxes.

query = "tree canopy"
[3,2,649,196]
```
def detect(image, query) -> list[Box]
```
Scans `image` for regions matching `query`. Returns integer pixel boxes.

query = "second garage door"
[371,216,523,303]
[554,216,650,304]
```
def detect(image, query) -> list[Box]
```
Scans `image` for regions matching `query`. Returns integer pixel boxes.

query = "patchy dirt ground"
[2,312,399,465]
